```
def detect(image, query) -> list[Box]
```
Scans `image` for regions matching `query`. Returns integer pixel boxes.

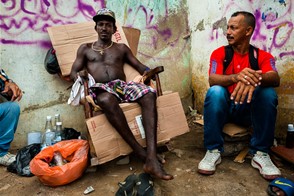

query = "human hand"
[234,68,262,86]
[230,81,255,104]
[1,82,23,101]
[76,70,88,83]
[132,75,144,84]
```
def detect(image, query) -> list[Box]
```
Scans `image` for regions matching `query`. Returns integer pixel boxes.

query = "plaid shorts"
[90,79,156,102]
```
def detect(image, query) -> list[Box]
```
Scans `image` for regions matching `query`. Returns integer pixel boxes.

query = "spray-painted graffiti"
[210,0,293,59]
[0,0,105,48]
[1,0,186,60]
[108,0,187,59]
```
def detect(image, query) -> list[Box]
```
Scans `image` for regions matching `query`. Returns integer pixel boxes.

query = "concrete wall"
[0,0,293,149]
[0,0,191,150]
[188,0,294,140]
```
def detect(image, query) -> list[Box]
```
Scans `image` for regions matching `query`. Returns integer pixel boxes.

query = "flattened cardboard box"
[86,92,189,165]
[47,21,138,77]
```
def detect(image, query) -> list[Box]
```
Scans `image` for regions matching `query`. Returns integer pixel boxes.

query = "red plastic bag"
[30,139,89,187]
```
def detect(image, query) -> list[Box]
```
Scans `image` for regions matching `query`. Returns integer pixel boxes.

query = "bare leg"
[94,91,147,160]
[137,93,173,181]
[94,91,171,180]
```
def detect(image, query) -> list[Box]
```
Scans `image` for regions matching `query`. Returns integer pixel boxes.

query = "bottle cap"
[46,116,52,120]
[288,124,294,131]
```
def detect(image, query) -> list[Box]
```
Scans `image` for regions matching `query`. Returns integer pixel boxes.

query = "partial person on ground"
[0,67,22,166]
[197,11,281,180]
[70,8,173,181]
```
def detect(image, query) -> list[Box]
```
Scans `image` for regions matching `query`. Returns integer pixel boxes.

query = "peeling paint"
[196,19,205,31]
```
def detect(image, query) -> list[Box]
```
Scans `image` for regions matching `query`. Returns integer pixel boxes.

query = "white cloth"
[67,74,95,106]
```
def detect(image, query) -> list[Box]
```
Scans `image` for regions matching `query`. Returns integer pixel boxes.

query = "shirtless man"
[70,8,173,181]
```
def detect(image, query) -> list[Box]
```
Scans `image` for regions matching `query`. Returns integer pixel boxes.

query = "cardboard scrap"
[194,119,204,126]
[47,21,132,76]
[223,123,249,138]
[86,92,189,165]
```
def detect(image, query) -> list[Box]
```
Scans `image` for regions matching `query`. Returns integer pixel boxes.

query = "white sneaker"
[0,153,16,167]
[251,151,281,180]
[198,149,221,175]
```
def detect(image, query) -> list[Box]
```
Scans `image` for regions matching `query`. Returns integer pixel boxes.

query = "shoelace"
[5,153,15,161]
[0,153,15,164]
[256,153,276,171]
[204,151,219,164]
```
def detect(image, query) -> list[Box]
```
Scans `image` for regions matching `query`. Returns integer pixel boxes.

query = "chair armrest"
[143,66,164,96]
[83,80,93,118]
[143,66,164,84]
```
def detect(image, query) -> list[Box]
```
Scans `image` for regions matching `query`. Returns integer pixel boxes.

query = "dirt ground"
[1,115,293,196]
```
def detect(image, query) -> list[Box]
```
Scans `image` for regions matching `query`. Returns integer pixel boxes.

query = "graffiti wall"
[0,0,191,148]
[189,0,294,138]
[1,0,292,147]
[1,0,104,47]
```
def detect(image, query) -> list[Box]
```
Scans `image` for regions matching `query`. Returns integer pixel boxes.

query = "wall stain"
[210,17,227,40]
[22,93,67,113]
[195,19,205,31]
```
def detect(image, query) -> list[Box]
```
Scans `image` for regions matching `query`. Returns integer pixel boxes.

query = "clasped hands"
[230,68,262,104]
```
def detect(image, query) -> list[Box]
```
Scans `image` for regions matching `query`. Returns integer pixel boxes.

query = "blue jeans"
[0,102,20,156]
[203,85,278,154]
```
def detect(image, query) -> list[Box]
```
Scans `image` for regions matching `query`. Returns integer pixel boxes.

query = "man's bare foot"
[136,151,166,164]
[143,158,173,181]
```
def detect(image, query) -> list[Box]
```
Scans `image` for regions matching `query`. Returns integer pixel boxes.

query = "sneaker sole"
[251,159,281,180]
[198,157,221,175]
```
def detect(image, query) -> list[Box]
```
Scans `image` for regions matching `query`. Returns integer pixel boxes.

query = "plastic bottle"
[43,116,55,147]
[285,124,294,148]
[55,121,63,142]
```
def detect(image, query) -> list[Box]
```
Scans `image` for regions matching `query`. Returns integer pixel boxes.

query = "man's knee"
[95,93,119,109]
[205,86,228,102]
[254,87,278,105]
[138,92,156,106]
[4,102,20,116]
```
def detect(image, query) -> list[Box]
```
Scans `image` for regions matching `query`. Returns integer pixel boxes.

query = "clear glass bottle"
[286,124,294,148]
[43,115,55,147]
[55,121,63,142]
[54,114,61,129]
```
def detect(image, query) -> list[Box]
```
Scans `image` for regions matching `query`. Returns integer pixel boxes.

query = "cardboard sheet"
[47,21,134,76]
[223,123,249,137]
[86,92,189,165]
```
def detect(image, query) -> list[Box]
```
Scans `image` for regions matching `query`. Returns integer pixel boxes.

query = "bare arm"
[209,73,237,87]
[70,44,87,81]
[260,71,280,87]
[123,44,149,75]
[230,70,279,104]
[209,67,262,87]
